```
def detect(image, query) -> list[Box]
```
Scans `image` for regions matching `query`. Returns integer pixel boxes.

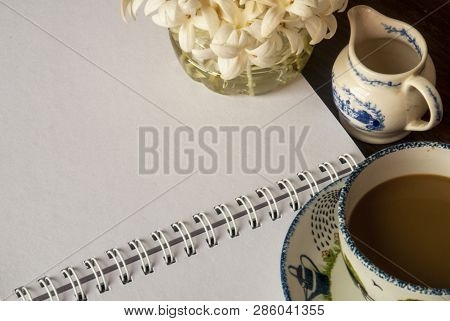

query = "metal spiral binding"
[338,153,358,171]
[106,248,132,285]
[14,286,33,301]
[152,230,176,265]
[128,239,153,275]
[277,178,300,211]
[171,222,196,257]
[297,170,320,197]
[61,266,87,301]
[12,156,360,301]
[38,277,59,301]
[214,204,239,238]
[319,162,339,182]
[84,258,109,293]
[193,212,217,247]
[256,186,280,220]
[235,195,260,229]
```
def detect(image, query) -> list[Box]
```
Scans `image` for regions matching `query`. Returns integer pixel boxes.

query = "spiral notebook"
[0,0,363,300]
[8,156,362,302]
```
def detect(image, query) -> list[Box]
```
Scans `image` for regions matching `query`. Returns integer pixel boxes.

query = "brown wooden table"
[302,0,450,157]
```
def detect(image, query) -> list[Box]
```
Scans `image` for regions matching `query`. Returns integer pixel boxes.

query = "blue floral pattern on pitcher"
[381,23,422,57]
[332,77,385,131]
[426,86,442,122]
[347,55,401,87]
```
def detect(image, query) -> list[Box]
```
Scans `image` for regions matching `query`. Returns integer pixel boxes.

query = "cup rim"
[338,141,450,297]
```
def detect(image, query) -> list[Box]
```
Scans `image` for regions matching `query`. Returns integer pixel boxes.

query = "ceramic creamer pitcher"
[332,6,443,144]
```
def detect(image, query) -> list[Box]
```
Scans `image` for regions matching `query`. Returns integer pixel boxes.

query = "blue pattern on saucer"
[281,179,346,301]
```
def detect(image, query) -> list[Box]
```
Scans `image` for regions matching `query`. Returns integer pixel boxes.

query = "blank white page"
[0,0,362,300]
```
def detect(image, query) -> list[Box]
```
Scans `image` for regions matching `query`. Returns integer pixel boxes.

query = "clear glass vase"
[169,29,313,96]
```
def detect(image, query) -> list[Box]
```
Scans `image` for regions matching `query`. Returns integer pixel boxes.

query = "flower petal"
[261,6,285,37]
[212,22,233,45]
[226,30,240,47]
[255,0,278,7]
[244,19,264,42]
[246,39,272,57]
[286,1,314,19]
[338,0,349,12]
[243,1,266,21]
[192,48,216,62]
[283,28,299,54]
[238,31,249,48]
[301,0,318,7]
[218,54,247,80]
[131,0,145,18]
[323,14,337,39]
[246,33,280,58]
[282,27,304,54]
[213,0,240,25]
[121,0,132,22]
[193,7,220,37]
[179,20,195,52]
[210,44,240,58]
[283,15,304,29]
[248,53,279,68]
[272,32,283,51]
[178,0,201,16]
[192,12,207,29]
[144,0,165,16]
[305,15,326,44]
[151,1,184,28]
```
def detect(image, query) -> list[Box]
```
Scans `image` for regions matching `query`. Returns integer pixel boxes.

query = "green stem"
[246,61,255,96]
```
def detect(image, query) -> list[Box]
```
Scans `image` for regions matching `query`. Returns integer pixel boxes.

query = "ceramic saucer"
[280,178,370,301]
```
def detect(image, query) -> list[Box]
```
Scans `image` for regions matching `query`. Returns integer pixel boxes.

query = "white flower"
[303,4,341,44]
[121,0,165,21]
[121,0,348,80]
[150,1,184,28]
[144,0,166,15]
[244,19,265,42]
[200,1,267,79]
[246,32,283,68]
[243,1,268,21]
[258,0,318,37]
[302,0,347,44]
[178,0,201,15]
[193,6,220,37]
[286,0,317,19]
[317,0,348,15]
[213,0,266,29]
[213,0,241,26]
[121,0,132,21]
[248,15,304,55]
[280,25,305,54]
[176,0,202,52]
[209,22,252,80]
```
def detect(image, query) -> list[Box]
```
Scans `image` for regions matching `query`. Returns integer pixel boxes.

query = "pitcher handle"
[403,76,443,131]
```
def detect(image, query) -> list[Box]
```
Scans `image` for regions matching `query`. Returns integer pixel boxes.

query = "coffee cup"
[338,142,450,300]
